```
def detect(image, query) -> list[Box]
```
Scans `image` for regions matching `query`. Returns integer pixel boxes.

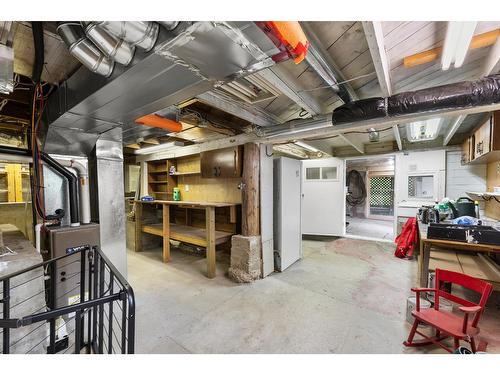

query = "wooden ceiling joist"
[362,21,393,97]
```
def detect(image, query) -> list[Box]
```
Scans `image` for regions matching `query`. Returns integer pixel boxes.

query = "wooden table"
[417,220,500,286]
[134,200,238,278]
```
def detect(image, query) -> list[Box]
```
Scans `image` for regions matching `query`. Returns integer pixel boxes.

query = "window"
[408,175,434,199]
[306,166,338,181]
[321,167,337,180]
[306,167,321,180]
[369,176,394,216]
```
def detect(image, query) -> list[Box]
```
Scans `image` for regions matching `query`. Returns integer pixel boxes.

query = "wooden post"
[242,143,260,236]
[162,204,171,263]
[206,206,216,278]
[134,202,143,252]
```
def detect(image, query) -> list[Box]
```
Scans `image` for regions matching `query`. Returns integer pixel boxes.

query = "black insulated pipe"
[0,145,80,225]
[31,22,44,84]
[332,74,500,124]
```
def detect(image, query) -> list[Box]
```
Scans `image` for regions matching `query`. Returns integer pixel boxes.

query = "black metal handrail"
[0,246,135,354]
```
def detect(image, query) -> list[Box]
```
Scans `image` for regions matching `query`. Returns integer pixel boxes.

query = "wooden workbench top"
[417,220,500,252]
[135,200,239,208]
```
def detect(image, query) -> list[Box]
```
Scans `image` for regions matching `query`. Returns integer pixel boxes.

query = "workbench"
[134,200,239,278]
[417,220,500,287]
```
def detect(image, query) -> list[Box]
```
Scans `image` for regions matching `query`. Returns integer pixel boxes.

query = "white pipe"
[54,158,91,225]
[35,224,42,254]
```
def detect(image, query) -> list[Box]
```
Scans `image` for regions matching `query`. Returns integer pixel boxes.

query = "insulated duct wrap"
[388,74,500,115]
[332,74,500,125]
[331,98,386,124]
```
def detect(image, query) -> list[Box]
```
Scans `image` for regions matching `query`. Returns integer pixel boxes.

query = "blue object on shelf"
[141,196,154,201]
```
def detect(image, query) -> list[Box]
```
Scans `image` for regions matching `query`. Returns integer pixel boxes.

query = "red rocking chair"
[404,268,493,353]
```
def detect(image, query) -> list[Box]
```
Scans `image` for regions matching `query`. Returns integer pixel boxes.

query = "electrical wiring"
[346,170,366,207]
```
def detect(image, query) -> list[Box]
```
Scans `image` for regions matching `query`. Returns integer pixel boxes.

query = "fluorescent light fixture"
[134,141,177,155]
[406,118,442,142]
[294,140,320,152]
[441,21,477,70]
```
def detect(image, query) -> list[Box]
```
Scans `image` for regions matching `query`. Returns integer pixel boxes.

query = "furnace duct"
[57,23,114,77]
[97,21,159,52]
[84,23,135,66]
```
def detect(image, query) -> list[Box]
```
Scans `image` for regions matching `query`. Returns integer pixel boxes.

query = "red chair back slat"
[436,269,492,305]
[435,268,493,327]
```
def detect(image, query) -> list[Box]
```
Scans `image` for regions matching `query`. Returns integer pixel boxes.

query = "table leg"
[418,239,424,286]
[134,202,142,252]
[206,206,216,278]
[162,204,170,263]
[421,243,431,287]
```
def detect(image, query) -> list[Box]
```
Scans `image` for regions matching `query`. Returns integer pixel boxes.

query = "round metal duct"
[85,23,135,66]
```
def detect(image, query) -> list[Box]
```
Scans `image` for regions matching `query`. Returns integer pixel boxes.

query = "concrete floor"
[346,217,394,240]
[127,237,500,354]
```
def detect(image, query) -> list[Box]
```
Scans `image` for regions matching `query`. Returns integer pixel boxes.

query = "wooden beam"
[404,29,500,69]
[362,21,392,97]
[205,206,216,278]
[482,31,500,76]
[134,202,143,252]
[242,142,260,236]
[125,143,141,150]
[338,134,364,154]
[162,204,170,263]
[142,138,160,145]
[393,124,402,151]
[443,115,467,146]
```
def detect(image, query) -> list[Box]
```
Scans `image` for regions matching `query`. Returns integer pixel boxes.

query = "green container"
[173,187,181,201]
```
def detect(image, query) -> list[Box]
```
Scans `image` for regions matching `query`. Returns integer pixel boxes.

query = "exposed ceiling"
[2,21,500,157]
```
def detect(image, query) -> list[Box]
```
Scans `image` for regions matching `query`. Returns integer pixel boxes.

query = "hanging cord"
[346,169,366,207]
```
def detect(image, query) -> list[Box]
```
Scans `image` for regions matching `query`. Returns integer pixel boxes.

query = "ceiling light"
[441,22,477,70]
[294,140,320,153]
[406,118,442,142]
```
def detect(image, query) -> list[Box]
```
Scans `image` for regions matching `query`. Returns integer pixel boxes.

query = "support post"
[162,204,170,263]
[242,143,261,236]
[206,206,216,278]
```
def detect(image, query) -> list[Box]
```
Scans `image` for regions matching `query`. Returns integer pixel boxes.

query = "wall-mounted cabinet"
[462,111,500,165]
[200,146,243,178]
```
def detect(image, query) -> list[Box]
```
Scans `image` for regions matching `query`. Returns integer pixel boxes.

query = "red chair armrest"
[459,306,482,314]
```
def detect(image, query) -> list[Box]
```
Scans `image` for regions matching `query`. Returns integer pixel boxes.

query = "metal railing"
[0,245,135,354]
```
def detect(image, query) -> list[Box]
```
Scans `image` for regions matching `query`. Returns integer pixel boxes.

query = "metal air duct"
[57,23,114,77]
[84,23,135,66]
[159,21,180,31]
[97,21,159,51]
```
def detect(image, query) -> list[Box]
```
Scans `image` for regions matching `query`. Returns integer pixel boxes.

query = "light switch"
[185,185,189,192]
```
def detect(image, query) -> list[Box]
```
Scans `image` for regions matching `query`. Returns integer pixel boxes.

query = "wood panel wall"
[176,155,242,204]
[485,160,500,220]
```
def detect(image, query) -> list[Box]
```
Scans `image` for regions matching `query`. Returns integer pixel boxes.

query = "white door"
[302,158,345,236]
[274,157,302,271]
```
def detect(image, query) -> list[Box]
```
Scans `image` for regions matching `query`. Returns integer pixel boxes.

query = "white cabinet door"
[274,157,302,271]
[301,158,345,236]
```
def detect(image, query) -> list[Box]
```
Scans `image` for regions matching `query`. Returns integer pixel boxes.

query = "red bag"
[394,217,418,258]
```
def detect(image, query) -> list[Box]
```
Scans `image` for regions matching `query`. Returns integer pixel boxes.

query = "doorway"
[345,156,395,241]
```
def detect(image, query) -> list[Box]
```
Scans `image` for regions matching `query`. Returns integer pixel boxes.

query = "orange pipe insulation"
[404,29,500,68]
[135,114,183,132]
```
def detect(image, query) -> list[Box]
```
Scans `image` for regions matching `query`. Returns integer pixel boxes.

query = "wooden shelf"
[170,171,201,176]
[149,170,169,174]
[142,223,232,247]
[149,181,168,184]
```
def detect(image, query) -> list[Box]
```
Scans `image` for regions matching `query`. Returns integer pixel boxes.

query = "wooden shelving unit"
[147,160,177,200]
